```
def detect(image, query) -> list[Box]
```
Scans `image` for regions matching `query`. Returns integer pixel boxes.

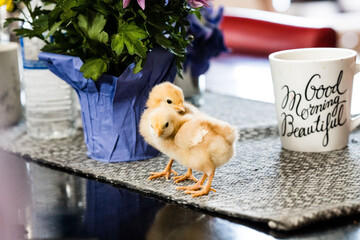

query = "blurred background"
[2,0,360,112]
[203,0,360,113]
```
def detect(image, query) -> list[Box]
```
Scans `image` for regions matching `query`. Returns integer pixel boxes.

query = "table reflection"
[84,180,164,240]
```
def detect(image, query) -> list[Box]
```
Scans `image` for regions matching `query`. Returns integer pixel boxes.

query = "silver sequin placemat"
[1,93,360,231]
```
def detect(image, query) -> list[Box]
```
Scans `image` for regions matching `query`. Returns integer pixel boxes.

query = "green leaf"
[78,13,109,43]
[14,28,40,38]
[193,9,201,20]
[77,14,87,33]
[124,38,147,58]
[46,21,63,39]
[153,33,172,49]
[111,34,124,56]
[133,58,143,74]
[80,58,108,81]
[4,18,25,28]
[58,0,86,21]
[168,47,185,57]
[32,15,49,33]
[60,11,77,21]
[147,20,169,30]
[118,22,148,58]
[119,22,148,39]
[88,13,108,43]
[137,10,147,20]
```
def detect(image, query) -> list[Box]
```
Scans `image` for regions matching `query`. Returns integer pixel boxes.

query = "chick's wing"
[174,120,209,149]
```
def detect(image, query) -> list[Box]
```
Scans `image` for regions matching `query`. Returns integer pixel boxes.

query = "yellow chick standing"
[143,82,199,183]
[141,106,238,197]
[0,0,14,12]
[140,82,238,197]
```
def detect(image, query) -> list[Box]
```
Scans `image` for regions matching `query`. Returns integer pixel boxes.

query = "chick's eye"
[167,99,172,104]
[165,122,169,128]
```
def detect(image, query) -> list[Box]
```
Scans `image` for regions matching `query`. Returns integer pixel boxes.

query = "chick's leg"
[172,168,198,183]
[176,173,207,191]
[186,170,216,197]
[148,159,178,180]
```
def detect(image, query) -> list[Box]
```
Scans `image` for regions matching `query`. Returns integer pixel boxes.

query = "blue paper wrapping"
[39,47,177,162]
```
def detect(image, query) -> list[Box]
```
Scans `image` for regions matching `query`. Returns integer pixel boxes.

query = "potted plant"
[5,0,210,162]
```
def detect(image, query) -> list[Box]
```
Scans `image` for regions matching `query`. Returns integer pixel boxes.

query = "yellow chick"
[146,81,198,114]
[144,107,238,197]
[142,82,198,183]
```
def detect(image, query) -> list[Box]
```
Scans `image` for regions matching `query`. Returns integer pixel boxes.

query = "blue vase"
[39,47,177,162]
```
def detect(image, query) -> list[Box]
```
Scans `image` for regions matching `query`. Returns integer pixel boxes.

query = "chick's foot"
[172,168,198,183]
[183,171,216,197]
[148,159,178,180]
[176,173,215,193]
[186,188,217,197]
[183,186,216,194]
[177,184,202,191]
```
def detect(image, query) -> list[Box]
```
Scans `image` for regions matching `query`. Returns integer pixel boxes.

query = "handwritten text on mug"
[280,70,347,147]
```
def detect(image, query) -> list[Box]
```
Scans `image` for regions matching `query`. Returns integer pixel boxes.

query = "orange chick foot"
[172,168,198,183]
[148,158,178,180]
[179,171,216,197]
[176,184,216,193]
[176,173,208,192]
[176,184,202,191]
[148,169,178,180]
[186,188,217,197]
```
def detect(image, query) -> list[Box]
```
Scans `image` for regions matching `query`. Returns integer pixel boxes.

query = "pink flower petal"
[202,0,210,8]
[123,0,131,8]
[137,0,145,10]
[188,0,210,8]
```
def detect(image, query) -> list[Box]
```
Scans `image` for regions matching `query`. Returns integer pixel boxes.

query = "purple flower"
[123,0,145,10]
[187,0,210,8]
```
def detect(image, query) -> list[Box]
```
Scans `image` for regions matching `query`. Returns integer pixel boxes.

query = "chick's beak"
[174,103,185,113]
[155,127,162,137]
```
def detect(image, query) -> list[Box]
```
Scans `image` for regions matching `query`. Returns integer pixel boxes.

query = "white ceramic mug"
[269,48,360,152]
[0,42,22,128]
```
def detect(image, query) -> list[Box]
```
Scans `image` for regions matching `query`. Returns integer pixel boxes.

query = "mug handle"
[350,62,360,132]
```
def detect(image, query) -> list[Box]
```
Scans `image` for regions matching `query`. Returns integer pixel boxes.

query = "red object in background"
[220,15,337,56]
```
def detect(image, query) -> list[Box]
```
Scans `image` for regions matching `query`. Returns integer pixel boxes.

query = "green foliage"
[116,21,148,58]
[80,58,108,80]
[7,0,195,81]
[78,13,109,43]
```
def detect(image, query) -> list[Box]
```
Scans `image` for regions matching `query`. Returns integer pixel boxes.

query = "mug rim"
[269,47,357,62]
[0,42,19,53]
